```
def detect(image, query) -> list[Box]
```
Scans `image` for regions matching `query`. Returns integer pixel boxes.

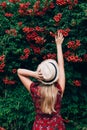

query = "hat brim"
[37,59,59,85]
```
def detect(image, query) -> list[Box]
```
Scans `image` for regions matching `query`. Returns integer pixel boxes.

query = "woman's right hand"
[34,70,44,81]
[55,31,64,45]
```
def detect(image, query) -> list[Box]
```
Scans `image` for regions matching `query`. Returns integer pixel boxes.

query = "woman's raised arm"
[17,69,43,92]
[55,31,65,97]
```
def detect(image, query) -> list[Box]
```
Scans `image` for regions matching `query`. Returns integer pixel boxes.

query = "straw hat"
[37,59,59,85]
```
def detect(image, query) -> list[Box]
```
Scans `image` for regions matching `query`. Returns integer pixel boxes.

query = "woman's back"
[30,82,65,130]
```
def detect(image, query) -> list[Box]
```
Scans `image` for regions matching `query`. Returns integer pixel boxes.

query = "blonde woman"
[17,31,66,130]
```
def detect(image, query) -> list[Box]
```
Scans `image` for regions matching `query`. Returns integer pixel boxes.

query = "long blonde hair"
[39,84,58,114]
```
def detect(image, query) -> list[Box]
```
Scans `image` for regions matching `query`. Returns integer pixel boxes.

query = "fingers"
[58,31,60,37]
[58,31,63,38]
[37,75,43,80]
[38,69,42,75]
[55,31,63,38]
[37,69,44,80]
[55,35,57,41]
[55,30,64,44]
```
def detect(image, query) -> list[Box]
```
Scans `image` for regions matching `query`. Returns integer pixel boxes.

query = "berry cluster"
[3,77,16,85]
[0,127,6,130]
[20,48,30,60]
[0,2,6,9]
[5,29,17,36]
[67,55,82,62]
[30,45,41,55]
[5,13,13,17]
[23,26,45,44]
[56,0,78,10]
[53,13,62,23]
[0,55,5,72]
[43,53,56,60]
[67,40,81,50]
[73,80,81,87]
[9,0,20,3]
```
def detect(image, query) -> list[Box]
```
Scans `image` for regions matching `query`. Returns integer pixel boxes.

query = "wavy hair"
[39,84,58,114]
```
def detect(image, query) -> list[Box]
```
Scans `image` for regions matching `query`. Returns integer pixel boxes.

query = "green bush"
[0,0,87,129]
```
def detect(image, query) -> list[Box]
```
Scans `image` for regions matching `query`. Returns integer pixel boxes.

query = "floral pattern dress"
[30,82,66,130]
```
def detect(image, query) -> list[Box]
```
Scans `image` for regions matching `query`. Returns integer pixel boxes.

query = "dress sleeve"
[30,82,38,98]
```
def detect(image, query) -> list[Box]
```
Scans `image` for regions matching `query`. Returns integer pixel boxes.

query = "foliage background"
[0,0,87,130]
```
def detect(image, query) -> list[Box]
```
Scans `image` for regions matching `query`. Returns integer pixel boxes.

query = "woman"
[17,31,65,130]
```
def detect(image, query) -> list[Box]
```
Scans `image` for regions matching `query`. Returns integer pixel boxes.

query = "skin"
[55,31,65,97]
[17,31,65,97]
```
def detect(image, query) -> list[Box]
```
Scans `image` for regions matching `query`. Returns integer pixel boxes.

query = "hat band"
[42,62,57,84]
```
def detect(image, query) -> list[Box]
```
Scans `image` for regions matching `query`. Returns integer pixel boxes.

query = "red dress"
[30,82,66,130]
